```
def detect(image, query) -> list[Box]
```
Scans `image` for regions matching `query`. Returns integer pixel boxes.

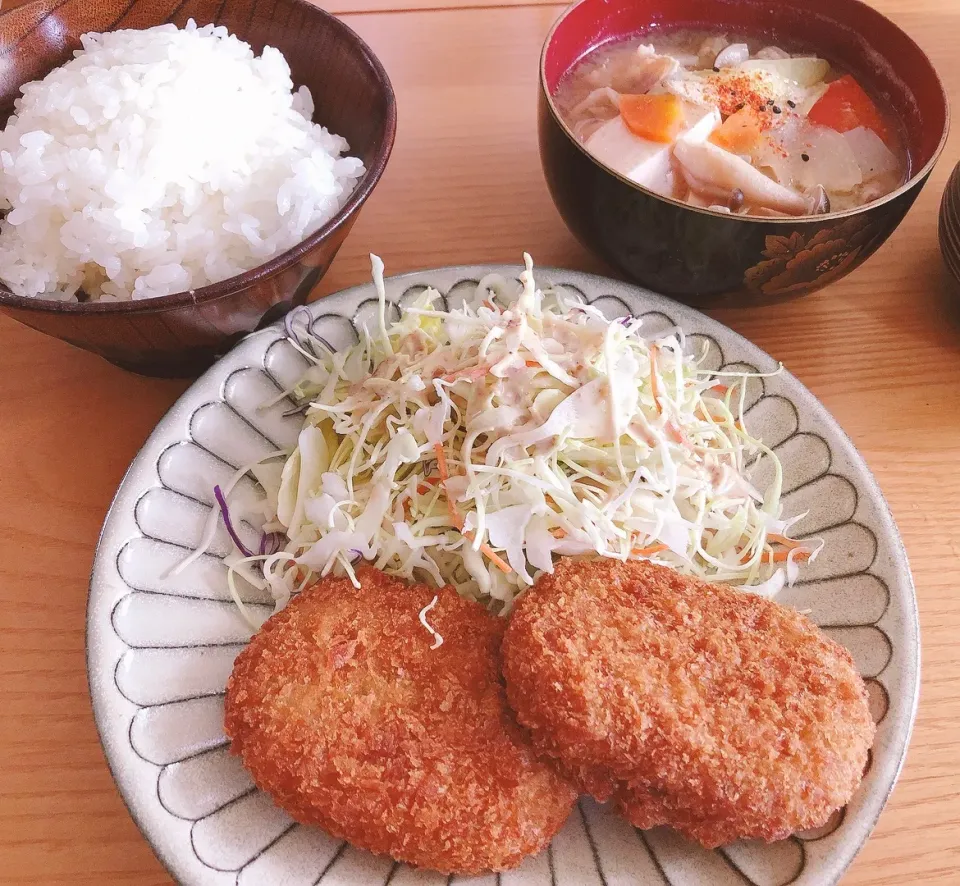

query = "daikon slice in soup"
[553,29,908,217]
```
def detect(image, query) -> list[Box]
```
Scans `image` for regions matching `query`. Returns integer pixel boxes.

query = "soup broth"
[554,29,908,216]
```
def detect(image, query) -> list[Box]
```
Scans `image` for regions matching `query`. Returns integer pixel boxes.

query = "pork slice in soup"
[554,31,908,216]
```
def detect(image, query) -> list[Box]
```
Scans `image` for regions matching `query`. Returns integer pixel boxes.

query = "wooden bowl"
[0,0,396,377]
[539,0,949,305]
[938,162,960,286]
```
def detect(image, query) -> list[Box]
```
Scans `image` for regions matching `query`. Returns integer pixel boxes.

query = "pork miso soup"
[554,30,908,216]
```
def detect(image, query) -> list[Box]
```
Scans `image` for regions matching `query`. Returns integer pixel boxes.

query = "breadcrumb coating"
[502,558,874,847]
[224,567,575,873]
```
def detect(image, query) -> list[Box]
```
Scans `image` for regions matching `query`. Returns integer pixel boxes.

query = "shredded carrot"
[649,345,662,413]
[633,542,669,557]
[445,504,464,530]
[634,426,657,448]
[434,442,511,574]
[417,475,441,495]
[445,502,464,530]
[525,360,541,368]
[741,546,812,564]
[766,548,812,564]
[768,533,803,549]
[433,442,464,529]
[666,420,690,446]
[458,528,513,574]
[484,298,497,311]
[711,384,728,394]
[479,540,512,574]
[434,442,449,481]
[550,527,568,539]
[442,363,491,383]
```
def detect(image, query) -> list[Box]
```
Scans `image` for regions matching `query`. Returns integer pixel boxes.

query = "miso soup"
[553,30,908,216]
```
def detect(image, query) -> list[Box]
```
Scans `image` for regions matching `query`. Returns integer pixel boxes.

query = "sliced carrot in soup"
[808,75,890,143]
[710,106,763,154]
[619,93,684,143]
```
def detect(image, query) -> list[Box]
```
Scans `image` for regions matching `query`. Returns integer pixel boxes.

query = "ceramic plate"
[87,266,917,886]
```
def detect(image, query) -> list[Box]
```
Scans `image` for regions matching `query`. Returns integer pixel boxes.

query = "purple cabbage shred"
[213,484,254,558]
[259,531,285,556]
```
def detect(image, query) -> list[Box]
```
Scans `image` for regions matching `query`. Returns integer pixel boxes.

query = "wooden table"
[1,0,959,882]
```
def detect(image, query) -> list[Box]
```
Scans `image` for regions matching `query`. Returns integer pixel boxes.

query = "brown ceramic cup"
[539,0,949,305]
[0,0,396,376]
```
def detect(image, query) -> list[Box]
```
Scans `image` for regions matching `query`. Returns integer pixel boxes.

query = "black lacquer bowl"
[539,0,948,305]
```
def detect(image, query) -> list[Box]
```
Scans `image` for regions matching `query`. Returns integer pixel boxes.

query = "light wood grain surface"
[1,0,959,883]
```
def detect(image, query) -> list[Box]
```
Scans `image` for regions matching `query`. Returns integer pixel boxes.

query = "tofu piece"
[681,106,723,143]
[585,106,720,194]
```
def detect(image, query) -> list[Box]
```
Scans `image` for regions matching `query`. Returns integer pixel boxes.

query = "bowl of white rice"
[0,0,396,376]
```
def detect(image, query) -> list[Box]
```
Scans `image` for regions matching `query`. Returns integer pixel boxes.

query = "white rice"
[0,20,365,301]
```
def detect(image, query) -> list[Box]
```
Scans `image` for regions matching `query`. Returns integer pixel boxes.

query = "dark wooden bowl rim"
[539,0,950,226]
[0,0,397,315]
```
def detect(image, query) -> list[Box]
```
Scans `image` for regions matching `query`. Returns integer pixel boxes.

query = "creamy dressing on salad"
[182,256,823,623]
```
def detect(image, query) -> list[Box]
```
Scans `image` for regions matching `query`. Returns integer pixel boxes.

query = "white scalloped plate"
[87,266,917,886]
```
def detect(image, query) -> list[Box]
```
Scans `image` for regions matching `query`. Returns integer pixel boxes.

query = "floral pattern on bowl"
[744,218,884,297]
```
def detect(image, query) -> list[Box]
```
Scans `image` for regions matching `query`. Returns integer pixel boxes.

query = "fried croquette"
[224,567,575,873]
[501,558,875,848]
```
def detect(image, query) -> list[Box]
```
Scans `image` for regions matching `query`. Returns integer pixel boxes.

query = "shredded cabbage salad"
[179,255,821,624]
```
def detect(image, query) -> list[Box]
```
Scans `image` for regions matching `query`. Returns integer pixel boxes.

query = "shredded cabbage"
[418,594,444,649]
[211,254,822,617]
